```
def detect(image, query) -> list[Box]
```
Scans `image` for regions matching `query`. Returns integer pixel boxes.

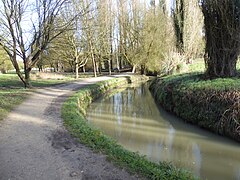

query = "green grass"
[0,89,28,121]
[0,74,25,87]
[186,58,240,74]
[187,59,205,73]
[159,72,240,91]
[0,73,75,121]
[0,73,75,88]
[150,57,240,141]
[62,76,197,180]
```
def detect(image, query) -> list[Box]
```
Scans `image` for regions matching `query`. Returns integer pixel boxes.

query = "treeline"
[0,0,204,86]
[1,0,238,87]
[37,0,204,77]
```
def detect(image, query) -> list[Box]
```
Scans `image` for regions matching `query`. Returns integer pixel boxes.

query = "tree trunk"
[202,0,240,78]
[83,66,86,73]
[140,65,145,75]
[75,58,79,79]
[24,68,32,88]
[173,0,185,53]
[205,55,238,78]
[132,65,136,73]
[98,60,102,75]
[108,60,111,75]
[91,54,97,77]
[15,70,26,87]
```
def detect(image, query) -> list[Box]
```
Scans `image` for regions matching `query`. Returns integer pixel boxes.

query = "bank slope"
[150,73,240,142]
[62,75,197,180]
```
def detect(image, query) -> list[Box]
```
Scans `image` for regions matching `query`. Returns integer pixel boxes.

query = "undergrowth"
[62,76,197,180]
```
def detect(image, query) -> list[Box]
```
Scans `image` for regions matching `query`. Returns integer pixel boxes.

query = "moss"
[150,73,240,142]
[62,75,197,180]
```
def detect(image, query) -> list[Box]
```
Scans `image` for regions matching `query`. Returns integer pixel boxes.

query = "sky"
[166,0,174,10]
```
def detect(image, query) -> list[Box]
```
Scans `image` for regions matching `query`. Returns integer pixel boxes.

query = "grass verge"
[62,75,197,180]
[150,73,240,142]
[0,89,28,121]
[0,73,75,121]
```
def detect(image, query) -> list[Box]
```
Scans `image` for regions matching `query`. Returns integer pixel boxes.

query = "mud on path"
[0,77,138,180]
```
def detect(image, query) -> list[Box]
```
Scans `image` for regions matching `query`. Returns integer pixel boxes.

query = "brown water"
[86,82,240,180]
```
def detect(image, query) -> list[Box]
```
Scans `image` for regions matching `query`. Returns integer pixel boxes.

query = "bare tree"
[96,0,114,75]
[183,0,204,62]
[78,0,98,77]
[0,0,76,87]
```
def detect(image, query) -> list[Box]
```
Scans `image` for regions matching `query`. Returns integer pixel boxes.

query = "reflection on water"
[86,82,240,180]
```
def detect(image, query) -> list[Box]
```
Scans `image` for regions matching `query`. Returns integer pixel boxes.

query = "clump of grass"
[62,76,197,180]
[150,73,240,142]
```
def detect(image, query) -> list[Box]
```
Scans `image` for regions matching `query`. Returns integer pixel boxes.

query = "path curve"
[0,77,137,180]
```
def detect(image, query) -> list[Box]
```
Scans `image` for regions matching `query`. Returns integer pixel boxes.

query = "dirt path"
[0,77,137,180]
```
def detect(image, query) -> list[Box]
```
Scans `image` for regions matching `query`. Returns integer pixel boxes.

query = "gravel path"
[0,77,137,180]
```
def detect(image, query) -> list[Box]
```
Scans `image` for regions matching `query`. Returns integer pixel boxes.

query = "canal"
[86,82,240,180]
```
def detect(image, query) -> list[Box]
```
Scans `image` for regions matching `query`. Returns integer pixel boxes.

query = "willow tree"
[202,0,240,78]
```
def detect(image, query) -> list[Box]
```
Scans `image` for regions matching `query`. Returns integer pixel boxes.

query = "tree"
[202,0,240,78]
[0,0,75,87]
[79,0,98,77]
[96,0,114,75]
[183,0,204,62]
[173,0,185,53]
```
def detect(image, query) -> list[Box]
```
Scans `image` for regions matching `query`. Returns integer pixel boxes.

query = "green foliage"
[136,9,175,74]
[0,47,13,73]
[150,73,240,142]
[62,76,197,180]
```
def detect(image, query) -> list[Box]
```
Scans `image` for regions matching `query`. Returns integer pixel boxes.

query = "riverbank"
[0,76,143,179]
[62,75,197,180]
[149,73,240,142]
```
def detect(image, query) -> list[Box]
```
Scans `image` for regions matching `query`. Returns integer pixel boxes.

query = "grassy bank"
[62,75,197,180]
[0,73,75,121]
[150,73,240,142]
[0,89,28,121]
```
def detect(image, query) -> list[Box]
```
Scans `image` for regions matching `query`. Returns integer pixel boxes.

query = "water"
[86,82,240,180]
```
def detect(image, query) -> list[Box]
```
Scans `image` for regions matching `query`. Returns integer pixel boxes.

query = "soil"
[0,77,138,180]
